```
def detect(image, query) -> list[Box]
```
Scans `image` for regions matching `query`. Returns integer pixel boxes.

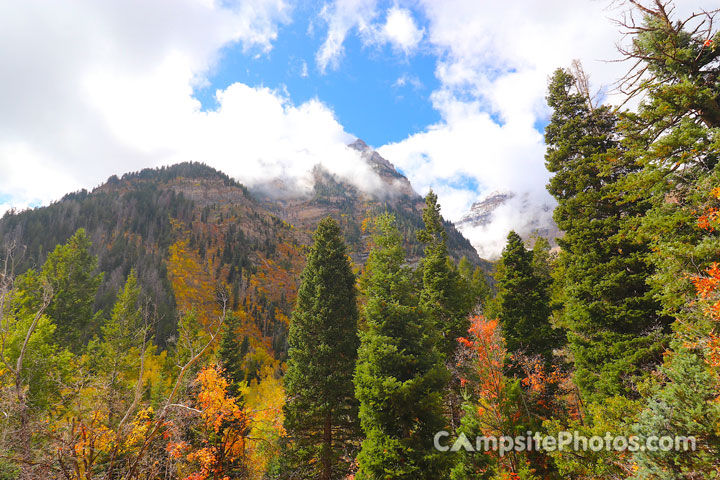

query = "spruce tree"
[417,191,474,432]
[618,1,720,319]
[281,217,360,480]
[458,256,490,313]
[354,213,449,480]
[494,231,555,361]
[417,190,469,359]
[40,228,103,351]
[545,68,667,401]
[219,311,247,397]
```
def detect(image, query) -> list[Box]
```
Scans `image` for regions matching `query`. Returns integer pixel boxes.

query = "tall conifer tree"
[39,228,103,351]
[418,190,470,359]
[494,231,555,361]
[219,311,248,397]
[354,213,448,480]
[281,217,360,480]
[91,270,148,423]
[417,191,474,431]
[545,68,667,401]
[615,3,720,476]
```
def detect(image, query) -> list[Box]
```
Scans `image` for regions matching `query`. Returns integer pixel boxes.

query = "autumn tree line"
[1,1,720,478]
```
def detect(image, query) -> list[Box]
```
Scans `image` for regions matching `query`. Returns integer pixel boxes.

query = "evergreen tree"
[281,217,360,480]
[354,213,449,480]
[631,346,720,479]
[620,4,720,319]
[40,228,103,351]
[219,311,248,397]
[530,237,554,294]
[458,256,490,314]
[417,190,470,359]
[494,231,555,362]
[417,191,474,432]
[545,68,667,401]
[615,4,720,476]
[89,270,149,424]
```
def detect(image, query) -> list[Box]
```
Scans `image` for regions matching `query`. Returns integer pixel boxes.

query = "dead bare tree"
[611,0,720,126]
[0,241,53,479]
[570,59,597,111]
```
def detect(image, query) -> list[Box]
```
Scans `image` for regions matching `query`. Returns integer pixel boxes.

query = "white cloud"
[378,94,548,223]
[377,0,667,257]
[380,0,623,218]
[0,0,389,215]
[378,0,720,257]
[394,73,423,89]
[176,85,386,194]
[315,0,378,73]
[314,0,633,232]
[3,0,717,260]
[459,193,556,259]
[373,0,623,257]
[0,143,83,213]
[314,1,424,72]
[380,6,424,53]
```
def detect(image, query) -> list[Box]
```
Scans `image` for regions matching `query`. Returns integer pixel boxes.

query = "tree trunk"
[321,412,332,480]
[16,387,33,480]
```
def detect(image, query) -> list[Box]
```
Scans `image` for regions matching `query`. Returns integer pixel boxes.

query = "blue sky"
[194,1,440,147]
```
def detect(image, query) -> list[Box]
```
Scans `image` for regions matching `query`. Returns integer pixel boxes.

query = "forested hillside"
[0,1,718,479]
[0,157,482,352]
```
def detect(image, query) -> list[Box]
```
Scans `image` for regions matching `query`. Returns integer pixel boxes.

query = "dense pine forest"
[1,1,719,479]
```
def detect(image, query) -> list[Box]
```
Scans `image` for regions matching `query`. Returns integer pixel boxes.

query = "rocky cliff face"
[456,189,561,259]
[347,139,417,197]
[456,190,515,230]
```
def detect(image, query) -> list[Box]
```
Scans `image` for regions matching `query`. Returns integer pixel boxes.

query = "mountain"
[252,139,480,264]
[455,189,561,259]
[0,144,485,360]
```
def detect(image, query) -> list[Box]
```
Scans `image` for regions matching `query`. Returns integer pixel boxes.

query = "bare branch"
[166,404,202,415]
[122,293,229,479]
[15,281,52,388]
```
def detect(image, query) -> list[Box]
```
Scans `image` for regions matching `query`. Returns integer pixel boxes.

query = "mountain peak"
[348,138,369,151]
[348,138,409,187]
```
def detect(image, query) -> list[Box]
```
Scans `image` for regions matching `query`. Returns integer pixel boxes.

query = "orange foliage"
[520,359,563,394]
[195,367,247,434]
[696,188,720,231]
[457,316,506,427]
[58,406,159,479]
[171,365,250,480]
[65,411,115,479]
[690,252,720,390]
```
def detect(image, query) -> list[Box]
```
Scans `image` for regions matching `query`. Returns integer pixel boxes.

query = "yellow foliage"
[244,365,286,480]
[167,240,220,331]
